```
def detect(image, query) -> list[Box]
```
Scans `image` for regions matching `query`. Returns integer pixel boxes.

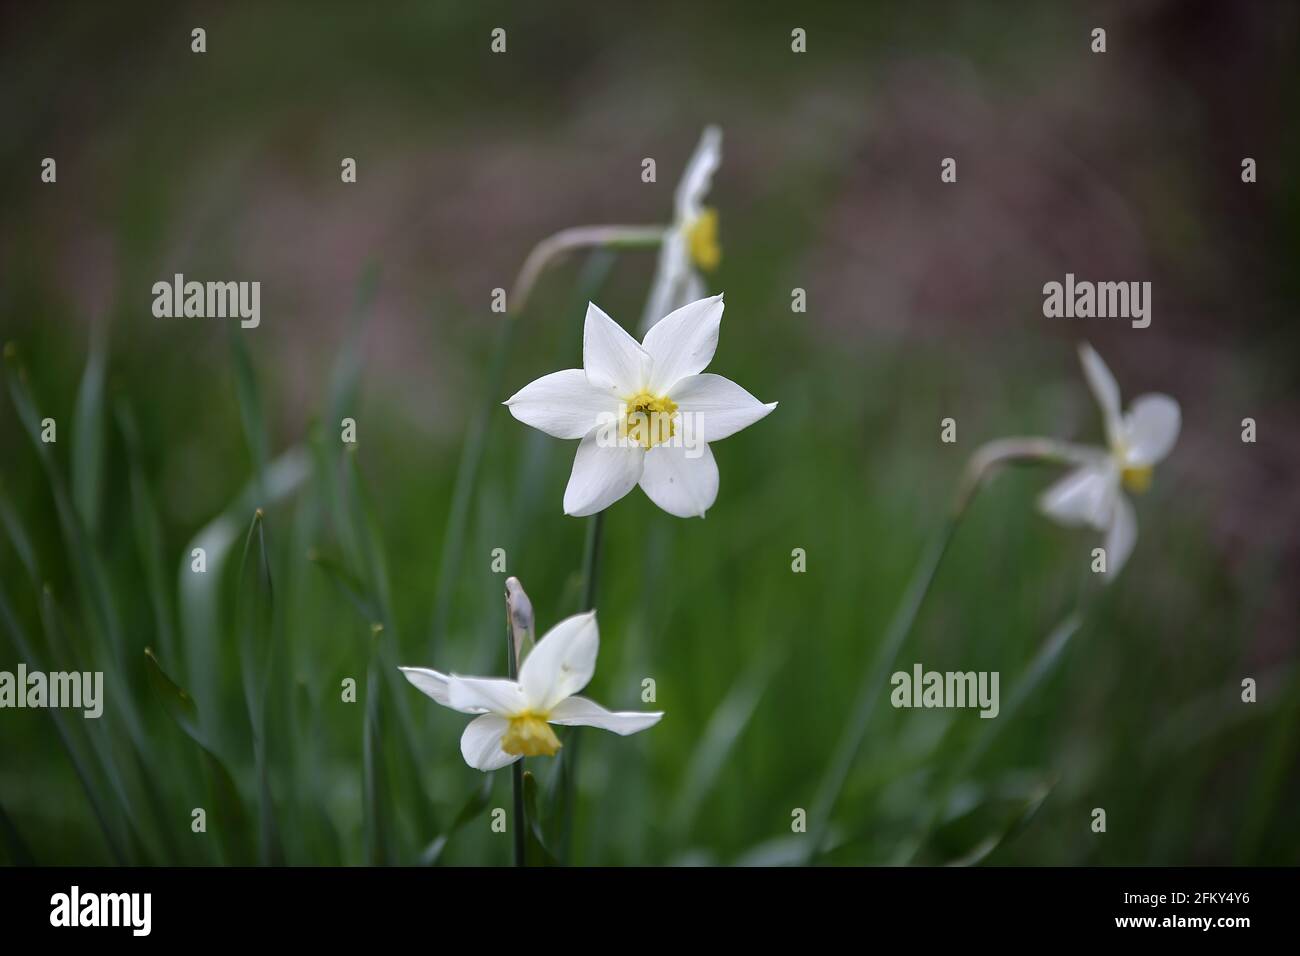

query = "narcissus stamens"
[685,207,721,271]
[620,392,678,448]
[501,713,561,757]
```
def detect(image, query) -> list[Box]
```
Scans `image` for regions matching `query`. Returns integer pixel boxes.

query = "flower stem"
[428,228,661,658]
[904,608,1083,863]
[802,514,960,864]
[580,510,605,613]
[559,510,606,861]
[505,596,526,867]
[802,438,1076,864]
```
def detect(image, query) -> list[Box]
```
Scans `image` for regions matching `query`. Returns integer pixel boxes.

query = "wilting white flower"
[399,611,661,772]
[1038,343,1181,578]
[504,294,776,518]
[639,126,722,333]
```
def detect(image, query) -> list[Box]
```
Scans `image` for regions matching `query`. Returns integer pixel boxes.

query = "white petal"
[446,676,527,716]
[583,302,651,394]
[1103,493,1138,580]
[642,295,724,393]
[519,610,598,712]
[1038,462,1116,531]
[563,429,645,517]
[398,667,481,714]
[504,369,621,439]
[638,441,719,518]
[1078,342,1124,447]
[638,232,688,334]
[548,696,663,735]
[674,125,722,222]
[1122,394,1181,466]
[460,714,519,772]
[669,372,777,442]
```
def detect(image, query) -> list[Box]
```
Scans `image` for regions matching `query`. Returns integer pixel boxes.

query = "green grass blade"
[669,652,778,837]
[229,326,269,486]
[420,776,493,866]
[0,797,37,865]
[522,770,558,866]
[307,550,381,622]
[71,325,107,537]
[115,400,179,668]
[235,509,282,865]
[363,624,390,865]
[325,263,380,429]
[144,648,251,864]
[178,446,309,736]
[0,583,129,863]
[339,448,437,842]
[4,345,130,680]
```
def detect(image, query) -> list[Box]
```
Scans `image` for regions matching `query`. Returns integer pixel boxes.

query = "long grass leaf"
[420,776,493,866]
[71,324,107,537]
[228,326,269,486]
[144,648,250,864]
[178,447,309,737]
[0,583,128,863]
[235,509,282,865]
[115,400,179,668]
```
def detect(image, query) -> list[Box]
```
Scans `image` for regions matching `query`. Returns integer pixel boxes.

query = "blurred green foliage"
[0,1,1296,866]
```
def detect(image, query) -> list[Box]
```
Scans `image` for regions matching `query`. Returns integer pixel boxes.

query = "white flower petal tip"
[502,368,619,439]
[548,696,664,735]
[398,666,454,708]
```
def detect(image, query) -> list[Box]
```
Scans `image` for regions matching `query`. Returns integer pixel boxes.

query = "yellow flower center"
[685,207,721,271]
[501,713,561,757]
[1122,465,1153,494]
[620,391,678,448]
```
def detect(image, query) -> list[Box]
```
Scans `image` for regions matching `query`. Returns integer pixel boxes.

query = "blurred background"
[1,0,1297,866]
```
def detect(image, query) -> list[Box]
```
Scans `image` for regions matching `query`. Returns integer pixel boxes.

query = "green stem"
[802,514,961,863]
[428,229,660,658]
[802,438,1068,864]
[505,598,526,867]
[560,510,606,861]
[904,608,1084,863]
[580,511,605,612]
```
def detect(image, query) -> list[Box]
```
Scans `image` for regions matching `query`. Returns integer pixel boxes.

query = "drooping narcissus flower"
[1038,343,1181,578]
[639,125,722,334]
[399,610,661,771]
[504,294,776,518]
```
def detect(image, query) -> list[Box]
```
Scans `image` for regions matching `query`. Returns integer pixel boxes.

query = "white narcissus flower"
[639,126,722,334]
[399,611,661,772]
[504,294,777,518]
[1037,342,1181,579]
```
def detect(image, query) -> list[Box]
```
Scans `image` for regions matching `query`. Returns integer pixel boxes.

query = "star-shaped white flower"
[1038,343,1181,578]
[639,126,722,333]
[504,294,777,518]
[400,610,661,772]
